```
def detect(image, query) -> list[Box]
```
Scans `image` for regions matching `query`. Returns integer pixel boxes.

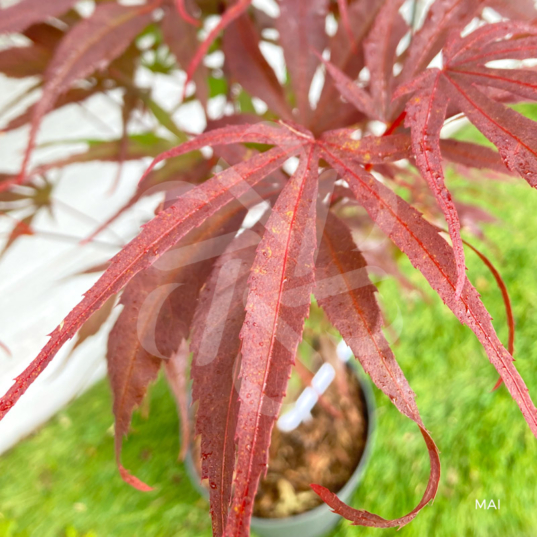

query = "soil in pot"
[191,363,368,519]
[253,364,367,518]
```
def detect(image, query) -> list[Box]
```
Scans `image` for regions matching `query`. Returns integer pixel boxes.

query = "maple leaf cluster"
[1,0,537,535]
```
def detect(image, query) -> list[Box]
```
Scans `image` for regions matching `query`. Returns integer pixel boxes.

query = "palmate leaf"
[388,20,537,252]
[3,114,535,533]
[225,144,319,537]
[18,1,158,182]
[312,212,440,528]
[315,146,537,525]
[4,3,537,533]
[0,124,303,421]
[321,148,537,436]
[398,21,537,188]
[398,0,480,84]
[324,18,537,301]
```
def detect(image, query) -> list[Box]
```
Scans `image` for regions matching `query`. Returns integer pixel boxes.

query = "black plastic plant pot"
[184,362,376,537]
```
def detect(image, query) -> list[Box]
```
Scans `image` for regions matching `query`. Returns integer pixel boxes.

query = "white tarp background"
[0,15,207,452]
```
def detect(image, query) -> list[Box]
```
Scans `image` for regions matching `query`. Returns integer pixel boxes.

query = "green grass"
[2,135,537,536]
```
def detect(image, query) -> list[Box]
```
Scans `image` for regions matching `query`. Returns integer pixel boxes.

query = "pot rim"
[184,360,376,528]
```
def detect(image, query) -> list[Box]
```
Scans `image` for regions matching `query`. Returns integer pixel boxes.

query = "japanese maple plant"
[1,0,537,534]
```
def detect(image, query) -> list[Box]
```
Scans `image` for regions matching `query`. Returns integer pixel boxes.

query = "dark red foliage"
[18,1,158,182]
[0,0,79,35]
[2,1,537,535]
[226,145,319,536]
[191,222,263,535]
[223,14,292,120]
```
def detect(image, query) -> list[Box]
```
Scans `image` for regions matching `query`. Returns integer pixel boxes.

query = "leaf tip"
[491,377,503,392]
[310,483,329,497]
[119,465,154,492]
[0,340,12,357]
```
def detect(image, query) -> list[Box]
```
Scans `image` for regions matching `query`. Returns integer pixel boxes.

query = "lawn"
[1,119,537,537]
